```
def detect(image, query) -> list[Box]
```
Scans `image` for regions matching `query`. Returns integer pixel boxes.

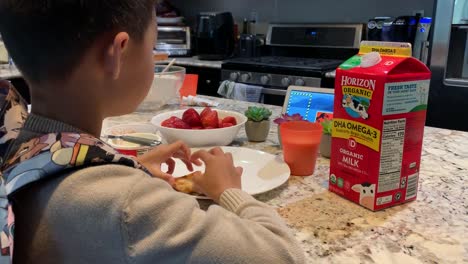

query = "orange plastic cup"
[179,74,199,97]
[280,121,323,176]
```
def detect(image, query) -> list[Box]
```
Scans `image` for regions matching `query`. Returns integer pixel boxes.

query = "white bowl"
[140,65,186,110]
[102,123,161,156]
[151,109,247,147]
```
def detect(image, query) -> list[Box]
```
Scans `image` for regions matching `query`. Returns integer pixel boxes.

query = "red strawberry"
[161,116,178,128]
[182,108,202,128]
[200,107,212,119]
[191,126,203,130]
[170,117,191,129]
[221,122,234,128]
[221,116,237,126]
[201,110,219,128]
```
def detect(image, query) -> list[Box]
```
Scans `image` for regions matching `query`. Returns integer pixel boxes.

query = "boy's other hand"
[190,147,243,203]
[137,141,202,185]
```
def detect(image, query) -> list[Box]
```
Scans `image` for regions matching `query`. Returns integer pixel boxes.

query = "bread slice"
[174,171,202,195]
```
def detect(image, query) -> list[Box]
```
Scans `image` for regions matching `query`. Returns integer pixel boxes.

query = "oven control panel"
[221,70,322,88]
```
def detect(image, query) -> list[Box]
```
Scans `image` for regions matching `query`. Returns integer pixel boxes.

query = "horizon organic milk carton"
[329,41,431,211]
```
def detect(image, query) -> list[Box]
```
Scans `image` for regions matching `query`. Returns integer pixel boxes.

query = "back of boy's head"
[0,0,156,84]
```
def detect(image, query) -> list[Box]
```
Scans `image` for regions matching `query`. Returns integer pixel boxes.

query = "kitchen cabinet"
[183,65,222,98]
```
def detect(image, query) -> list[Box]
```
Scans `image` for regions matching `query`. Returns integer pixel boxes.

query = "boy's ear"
[105,32,130,80]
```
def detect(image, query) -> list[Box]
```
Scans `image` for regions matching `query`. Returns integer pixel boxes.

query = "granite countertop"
[103,96,467,264]
[0,64,21,79]
[159,56,223,69]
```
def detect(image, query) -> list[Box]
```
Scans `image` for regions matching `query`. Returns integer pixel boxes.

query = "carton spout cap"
[360,52,382,68]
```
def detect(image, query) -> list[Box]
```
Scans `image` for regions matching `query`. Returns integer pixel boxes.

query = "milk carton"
[329,41,431,211]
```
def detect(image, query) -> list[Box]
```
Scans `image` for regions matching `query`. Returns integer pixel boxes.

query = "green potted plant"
[320,119,333,158]
[244,106,272,142]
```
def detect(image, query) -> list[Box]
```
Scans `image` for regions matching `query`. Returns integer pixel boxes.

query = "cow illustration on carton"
[351,183,376,210]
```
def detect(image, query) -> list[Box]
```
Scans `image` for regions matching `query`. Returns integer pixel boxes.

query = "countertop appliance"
[367,17,392,41]
[196,12,235,61]
[428,0,468,131]
[221,23,363,105]
[239,34,265,58]
[378,16,432,64]
[413,17,432,64]
[382,16,419,44]
[156,26,191,57]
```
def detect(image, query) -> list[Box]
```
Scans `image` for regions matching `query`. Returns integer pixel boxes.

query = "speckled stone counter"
[103,96,467,264]
[0,64,21,79]
[158,56,223,69]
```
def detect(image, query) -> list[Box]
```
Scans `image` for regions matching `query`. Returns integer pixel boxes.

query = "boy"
[0,1,305,264]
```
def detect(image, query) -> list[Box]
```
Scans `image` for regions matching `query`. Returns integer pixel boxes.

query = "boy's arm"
[120,172,306,264]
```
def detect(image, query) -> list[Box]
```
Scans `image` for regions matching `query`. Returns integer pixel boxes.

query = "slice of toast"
[174,171,202,195]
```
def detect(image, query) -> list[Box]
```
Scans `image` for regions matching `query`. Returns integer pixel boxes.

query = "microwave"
[156,26,191,57]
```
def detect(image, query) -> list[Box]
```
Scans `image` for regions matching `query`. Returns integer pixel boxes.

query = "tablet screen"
[284,89,334,123]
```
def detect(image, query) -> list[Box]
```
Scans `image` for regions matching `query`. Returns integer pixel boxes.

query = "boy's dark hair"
[0,0,156,84]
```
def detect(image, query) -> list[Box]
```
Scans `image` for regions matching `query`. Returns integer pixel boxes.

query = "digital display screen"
[285,90,334,123]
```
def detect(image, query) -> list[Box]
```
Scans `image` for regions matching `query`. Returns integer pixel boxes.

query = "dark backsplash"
[169,0,434,30]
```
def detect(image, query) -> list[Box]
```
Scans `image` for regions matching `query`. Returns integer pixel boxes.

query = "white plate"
[171,147,290,198]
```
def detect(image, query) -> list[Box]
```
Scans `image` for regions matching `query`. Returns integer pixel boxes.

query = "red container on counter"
[329,41,431,211]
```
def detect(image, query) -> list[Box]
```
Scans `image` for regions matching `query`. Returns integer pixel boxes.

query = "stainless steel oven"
[220,24,363,106]
[156,26,191,57]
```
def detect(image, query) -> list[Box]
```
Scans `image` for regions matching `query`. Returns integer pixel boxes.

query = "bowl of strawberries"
[151,107,247,147]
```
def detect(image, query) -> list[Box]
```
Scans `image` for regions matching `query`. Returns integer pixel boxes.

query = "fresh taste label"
[332,118,381,151]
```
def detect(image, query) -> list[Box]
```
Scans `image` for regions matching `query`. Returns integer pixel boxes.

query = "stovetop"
[223,56,343,72]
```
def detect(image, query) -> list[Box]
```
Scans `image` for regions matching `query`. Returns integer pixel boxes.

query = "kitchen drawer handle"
[444,78,468,87]
[261,88,287,96]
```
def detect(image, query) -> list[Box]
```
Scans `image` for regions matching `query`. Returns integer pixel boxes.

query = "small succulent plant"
[245,106,272,122]
[273,113,305,125]
[321,119,333,135]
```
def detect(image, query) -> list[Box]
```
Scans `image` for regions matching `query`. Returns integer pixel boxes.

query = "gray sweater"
[11,115,306,264]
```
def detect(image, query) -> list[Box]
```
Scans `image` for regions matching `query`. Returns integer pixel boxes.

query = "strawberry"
[172,118,191,129]
[182,108,202,128]
[221,116,237,126]
[201,110,219,128]
[200,107,212,119]
[161,116,178,128]
[162,116,190,129]
[221,122,234,128]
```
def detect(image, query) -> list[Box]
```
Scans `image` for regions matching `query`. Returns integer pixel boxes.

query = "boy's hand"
[190,147,243,203]
[137,141,202,185]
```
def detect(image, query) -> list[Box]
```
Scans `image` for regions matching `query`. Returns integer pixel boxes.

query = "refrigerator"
[427,0,468,131]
